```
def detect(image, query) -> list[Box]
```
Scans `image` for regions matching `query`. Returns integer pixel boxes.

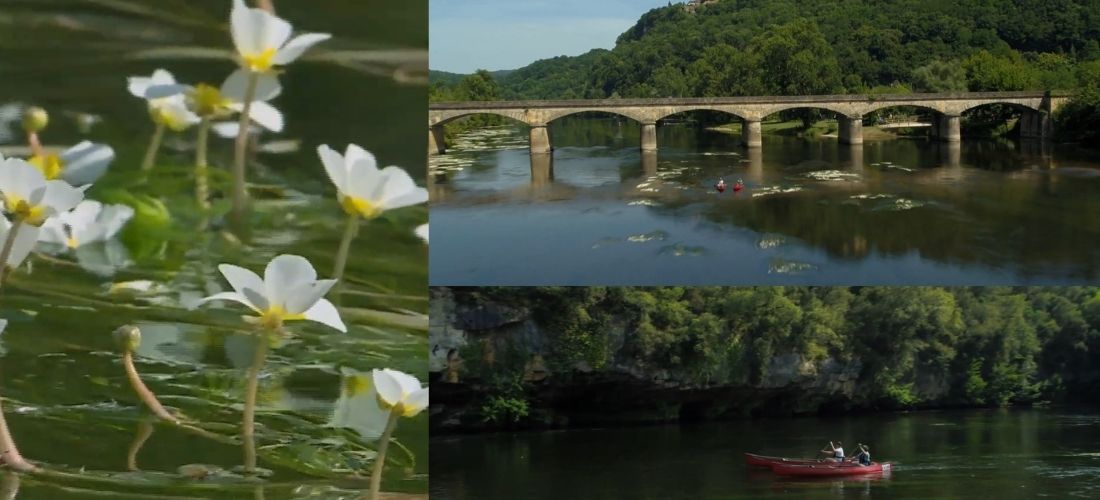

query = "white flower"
[39,200,134,249]
[28,141,115,187]
[0,216,42,268]
[317,144,428,219]
[194,254,345,332]
[0,156,84,226]
[149,74,284,135]
[372,369,428,417]
[127,69,200,131]
[226,0,330,100]
[415,224,428,244]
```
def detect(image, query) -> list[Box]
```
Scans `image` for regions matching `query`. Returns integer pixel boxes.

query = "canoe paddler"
[820,441,844,462]
[854,444,871,466]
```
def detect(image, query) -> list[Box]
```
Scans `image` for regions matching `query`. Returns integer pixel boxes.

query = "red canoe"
[744,453,824,467]
[771,462,891,476]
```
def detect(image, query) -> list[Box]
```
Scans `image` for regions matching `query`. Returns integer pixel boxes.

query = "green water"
[0,0,427,497]
[431,408,1100,499]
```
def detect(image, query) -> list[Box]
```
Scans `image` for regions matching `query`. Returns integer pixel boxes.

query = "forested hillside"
[432,0,1100,100]
[431,287,1100,430]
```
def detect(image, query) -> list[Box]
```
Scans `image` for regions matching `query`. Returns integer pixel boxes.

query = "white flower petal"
[377,167,427,210]
[303,298,346,333]
[317,145,349,192]
[272,33,331,65]
[263,254,318,307]
[194,291,259,312]
[221,69,282,103]
[247,101,283,132]
[372,369,403,407]
[59,141,114,187]
[415,224,428,243]
[41,180,85,215]
[0,160,47,204]
[346,162,385,202]
[37,217,68,246]
[144,84,190,99]
[212,122,243,138]
[344,144,376,171]
[283,278,336,315]
[230,0,263,55]
[404,387,429,417]
[150,69,176,86]
[386,369,424,396]
[0,219,40,267]
[217,264,268,311]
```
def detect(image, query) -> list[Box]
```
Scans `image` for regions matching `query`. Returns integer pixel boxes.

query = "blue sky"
[430,0,673,73]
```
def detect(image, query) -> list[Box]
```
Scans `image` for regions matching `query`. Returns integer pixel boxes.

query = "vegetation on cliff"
[438,287,1100,427]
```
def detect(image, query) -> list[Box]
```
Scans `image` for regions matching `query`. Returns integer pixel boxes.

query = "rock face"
[430,289,866,433]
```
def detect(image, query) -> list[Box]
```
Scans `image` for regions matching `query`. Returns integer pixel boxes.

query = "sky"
[430,0,673,74]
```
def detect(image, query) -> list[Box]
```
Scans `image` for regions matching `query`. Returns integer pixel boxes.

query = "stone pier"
[741,119,762,148]
[429,125,446,155]
[530,125,551,154]
[931,114,961,142]
[1019,110,1052,139]
[641,150,658,176]
[530,153,553,187]
[838,115,863,145]
[641,122,658,151]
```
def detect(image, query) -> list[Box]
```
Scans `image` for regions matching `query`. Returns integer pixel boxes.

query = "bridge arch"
[430,110,532,127]
[543,108,650,125]
[655,107,749,123]
[956,100,1042,115]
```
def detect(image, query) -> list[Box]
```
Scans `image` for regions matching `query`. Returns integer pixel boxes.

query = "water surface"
[0,0,427,497]
[431,408,1100,499]
[430,120,1100,285]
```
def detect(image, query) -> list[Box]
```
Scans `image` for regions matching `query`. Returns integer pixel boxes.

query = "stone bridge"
[428,91,1069,154]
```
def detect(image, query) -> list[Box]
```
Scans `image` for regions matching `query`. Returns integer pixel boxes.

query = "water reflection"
[430,120,1100,285]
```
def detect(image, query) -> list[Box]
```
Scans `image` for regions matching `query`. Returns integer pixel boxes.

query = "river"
[429,119,1100,285]
[0,0,426,497]
[430,408,1100,499]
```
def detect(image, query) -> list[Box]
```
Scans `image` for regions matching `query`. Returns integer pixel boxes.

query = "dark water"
[430,408,1100,499]
[429,119,1100,285]
[0,0,427,497]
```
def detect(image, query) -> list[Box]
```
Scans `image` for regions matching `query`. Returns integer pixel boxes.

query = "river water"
[0,1,427,497]
[430,408,1100,499]
[429,119,1100,285]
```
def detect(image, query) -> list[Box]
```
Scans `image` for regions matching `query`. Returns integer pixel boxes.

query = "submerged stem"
[333,213,360,284]
[242,333,270,474]
[125,419,154,471]
[0,397,34,472]
[195,117,212,210]
[122,351,179,423]
[141,121,166,172]
[231,72,260,219]
[0,219,23,290]
[366,410,401,500]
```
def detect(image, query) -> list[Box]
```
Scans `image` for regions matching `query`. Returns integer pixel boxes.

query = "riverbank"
[706,119,907,141]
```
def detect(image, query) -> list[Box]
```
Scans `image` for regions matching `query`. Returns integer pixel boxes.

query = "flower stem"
[0,219,22,290]
[141,121,166,172]
[195,117,212,210]
[26,132,44,159]
[333,213,360,283]
[122,350,179,423]
[242,333,269,474]
[0,396,34,472]
[126,419,154,471]
[367,409,401,500]
[232,72,260,219]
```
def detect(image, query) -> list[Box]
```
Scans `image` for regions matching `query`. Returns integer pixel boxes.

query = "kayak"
[771,462,891,476]
[744,453,824,467]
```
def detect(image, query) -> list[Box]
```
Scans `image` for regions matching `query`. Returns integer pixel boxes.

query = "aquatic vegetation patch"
[751,186,804,198]
[768,258,818,274]
[657,243,706,257]
[627,230,669,243]
[804,170,861,181]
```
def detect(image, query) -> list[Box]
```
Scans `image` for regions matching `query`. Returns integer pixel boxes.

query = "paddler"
[854,444,871,466]
[716,178,727,192]
[820,441,844,462]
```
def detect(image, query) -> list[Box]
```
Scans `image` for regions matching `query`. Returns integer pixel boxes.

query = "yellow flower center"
[341,195,382,219]
[242,47,278,72]
[66,236,79,249]
[3,196,48,226]
[345,375,370,396]
[189,84,232,117]
[149,103,191,132]
[28,154,63,180]
[258,305,305,330]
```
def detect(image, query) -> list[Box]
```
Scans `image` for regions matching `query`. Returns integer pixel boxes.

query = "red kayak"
[771,462,891,476]
[744,453,824,467]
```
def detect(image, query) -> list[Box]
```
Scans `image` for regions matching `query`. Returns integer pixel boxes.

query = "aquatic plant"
[38,200,134,251]
[317,144,428,282]
[227,0,329,214]
[368,369,428,499]
[127,69,200,171]
[194,254,344,472]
